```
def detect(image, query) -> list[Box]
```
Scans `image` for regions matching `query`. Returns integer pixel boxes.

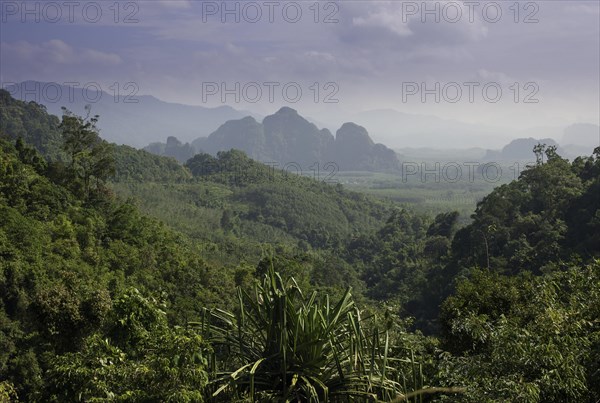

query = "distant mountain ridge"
[483,134,599,162]
[4,81,255,147]
[188,107,399,171]
[483,137,562,161]
[144,136,196,163]
[349,109,513,149]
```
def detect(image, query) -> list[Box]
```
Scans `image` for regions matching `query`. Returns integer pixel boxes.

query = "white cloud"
[353,10,413,37]
[303,51,335,62]
[226,43,243,55]
[477,69,514,85]
[82,49,122,65]
[1,40,122,66]
[156,0,192,9]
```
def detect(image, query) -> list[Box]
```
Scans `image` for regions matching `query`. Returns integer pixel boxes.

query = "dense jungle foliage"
[1,89,599,402]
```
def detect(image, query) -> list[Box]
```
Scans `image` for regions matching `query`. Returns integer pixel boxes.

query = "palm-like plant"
[193,267,424,402]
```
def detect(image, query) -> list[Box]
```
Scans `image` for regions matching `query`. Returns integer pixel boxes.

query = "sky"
[1,0,599,144]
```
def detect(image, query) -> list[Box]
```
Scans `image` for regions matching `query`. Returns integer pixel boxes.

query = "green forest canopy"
[1,90,599,402]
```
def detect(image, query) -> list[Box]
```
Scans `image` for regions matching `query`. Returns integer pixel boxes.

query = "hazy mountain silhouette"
[4,81,254,147]
[327,123,398,170]
[189,107,398,171]
[144,136,196,163]
[349,109,512,149]
[484,137,562,161]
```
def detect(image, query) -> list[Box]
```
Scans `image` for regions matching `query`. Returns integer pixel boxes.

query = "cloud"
[81,49,123,65]
[1,40,122,66]
[155,0,192,9]
[352,9,413,37]
[477,69,514,85]
[226,42,243,55]
[563,3,600,15]
[303,51,335,62]
[0,0,596,130]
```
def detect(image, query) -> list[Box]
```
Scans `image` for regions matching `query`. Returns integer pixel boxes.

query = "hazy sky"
[1,0,599,135]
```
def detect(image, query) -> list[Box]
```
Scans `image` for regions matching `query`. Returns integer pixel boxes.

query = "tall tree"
[59,106,114,198]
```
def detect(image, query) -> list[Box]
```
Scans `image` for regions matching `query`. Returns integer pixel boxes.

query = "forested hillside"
[1,90,599,402]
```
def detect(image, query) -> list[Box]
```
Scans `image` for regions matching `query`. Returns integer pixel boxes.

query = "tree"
[437,262,600,402]
[48,289,209,402]
[59,106,115,198]
[220,209,235,233]
[426,211,459,238]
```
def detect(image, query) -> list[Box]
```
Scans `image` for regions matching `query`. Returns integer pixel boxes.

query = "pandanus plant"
[193,266,431,402]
